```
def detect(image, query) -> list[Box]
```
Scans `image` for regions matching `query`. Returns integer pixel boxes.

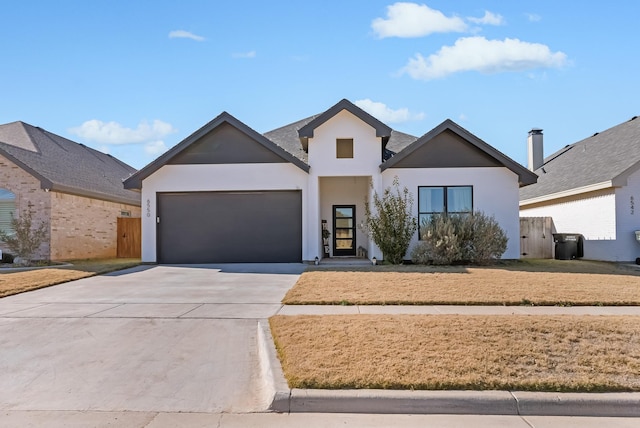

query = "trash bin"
[553,233,584,260]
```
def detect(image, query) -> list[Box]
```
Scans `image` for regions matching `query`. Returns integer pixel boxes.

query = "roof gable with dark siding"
[386,128,503,169]
[169,122,289,165]
[382,119,537,187]
[125,112,310,189]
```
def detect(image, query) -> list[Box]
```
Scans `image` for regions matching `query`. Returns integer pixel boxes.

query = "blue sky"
[2,1,638,170]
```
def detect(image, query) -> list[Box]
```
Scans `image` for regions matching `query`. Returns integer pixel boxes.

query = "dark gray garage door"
[157,191,302,263]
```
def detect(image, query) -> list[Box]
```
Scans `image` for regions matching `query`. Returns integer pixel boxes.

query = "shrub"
[468,212,509,264]
[0,209,48,263]
[361,177,417,264]
[411,211,508,265]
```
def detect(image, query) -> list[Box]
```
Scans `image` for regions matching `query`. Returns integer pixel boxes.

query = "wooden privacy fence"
[117,217,141,258]
[520,217,555,259]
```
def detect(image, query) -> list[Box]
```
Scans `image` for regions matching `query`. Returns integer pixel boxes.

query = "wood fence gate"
[520,217,555,259]
[117,217,141,258]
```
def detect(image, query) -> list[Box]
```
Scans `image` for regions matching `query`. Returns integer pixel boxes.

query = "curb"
[257,322,291,412]
[286,389,640,417]
[258,322,640,417]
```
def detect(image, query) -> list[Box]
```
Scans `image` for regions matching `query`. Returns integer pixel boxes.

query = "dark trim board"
[156,190,302,263]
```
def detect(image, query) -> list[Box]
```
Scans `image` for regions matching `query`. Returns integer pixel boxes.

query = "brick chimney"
[527,128,543,171]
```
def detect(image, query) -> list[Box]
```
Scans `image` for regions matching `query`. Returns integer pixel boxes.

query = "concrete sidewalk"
[2,411,640,427]
[260,305,640,417]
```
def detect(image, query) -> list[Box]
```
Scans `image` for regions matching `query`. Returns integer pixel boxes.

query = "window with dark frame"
[418,186,473,239]
[336,138,354,158]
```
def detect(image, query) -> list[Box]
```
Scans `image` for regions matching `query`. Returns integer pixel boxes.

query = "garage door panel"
[157,191,301,263]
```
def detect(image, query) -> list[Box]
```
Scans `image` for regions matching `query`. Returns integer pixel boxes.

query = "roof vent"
[592,132,599,137]
[631,116,638,121]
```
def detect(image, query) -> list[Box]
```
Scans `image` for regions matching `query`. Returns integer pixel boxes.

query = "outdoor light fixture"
[372,257,377,265]
[314,256,319,265]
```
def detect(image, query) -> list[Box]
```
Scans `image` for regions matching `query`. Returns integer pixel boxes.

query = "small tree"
[0,209,48,263]
[361,177,417,264]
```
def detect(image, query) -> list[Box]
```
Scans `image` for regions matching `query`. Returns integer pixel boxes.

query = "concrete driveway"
[0,263,305,413]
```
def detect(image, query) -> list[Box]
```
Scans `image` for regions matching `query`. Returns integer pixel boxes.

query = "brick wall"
[0,154,51,259]
[50,192,141,260]
[0,154,142,261]
[520,188,616,240]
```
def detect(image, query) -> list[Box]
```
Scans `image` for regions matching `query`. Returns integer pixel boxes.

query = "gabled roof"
[0,121,140,205]
[263,114,417,164]
[124,111,310,189]
[382,119,538,187]
[520,116,640,204]
[297,99,393,151]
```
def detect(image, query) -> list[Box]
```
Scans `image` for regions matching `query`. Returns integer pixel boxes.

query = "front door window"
[333,205,356,256]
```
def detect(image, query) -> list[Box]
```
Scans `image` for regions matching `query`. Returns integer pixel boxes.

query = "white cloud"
[355,99,425,123]
[402,36,568,80]
[467,11,504,26]
[232,50,256,59]
[372,2,467,38]
[69,119,177,145]
[526,13,542,22]
[144,141,168,156]
[168,30,205,41]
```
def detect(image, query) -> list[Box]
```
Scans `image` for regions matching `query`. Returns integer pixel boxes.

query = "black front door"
[333,205,356,256]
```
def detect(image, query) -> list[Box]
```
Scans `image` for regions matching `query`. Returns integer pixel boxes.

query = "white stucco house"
[520,116,640,262]
[124,99,537,264]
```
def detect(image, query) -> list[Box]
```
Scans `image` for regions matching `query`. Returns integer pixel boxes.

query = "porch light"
[314,256,319,265]
[372,257,377,265]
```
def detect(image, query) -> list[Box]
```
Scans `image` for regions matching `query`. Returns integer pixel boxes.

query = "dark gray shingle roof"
[0,121,140,206]
[263,115,319,164]
[520,116,640,201]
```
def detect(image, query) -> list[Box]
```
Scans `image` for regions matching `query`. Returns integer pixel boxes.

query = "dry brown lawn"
[270,314,640,392]
[0,258,140,298]
[283,260,640,306]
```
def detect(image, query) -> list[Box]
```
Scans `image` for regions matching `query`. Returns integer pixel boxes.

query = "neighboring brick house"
[520,116,640,261]
[0,121,141,260]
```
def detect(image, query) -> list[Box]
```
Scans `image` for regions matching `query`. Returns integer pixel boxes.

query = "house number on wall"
[631,196,635,215]
[146,198,151,217]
